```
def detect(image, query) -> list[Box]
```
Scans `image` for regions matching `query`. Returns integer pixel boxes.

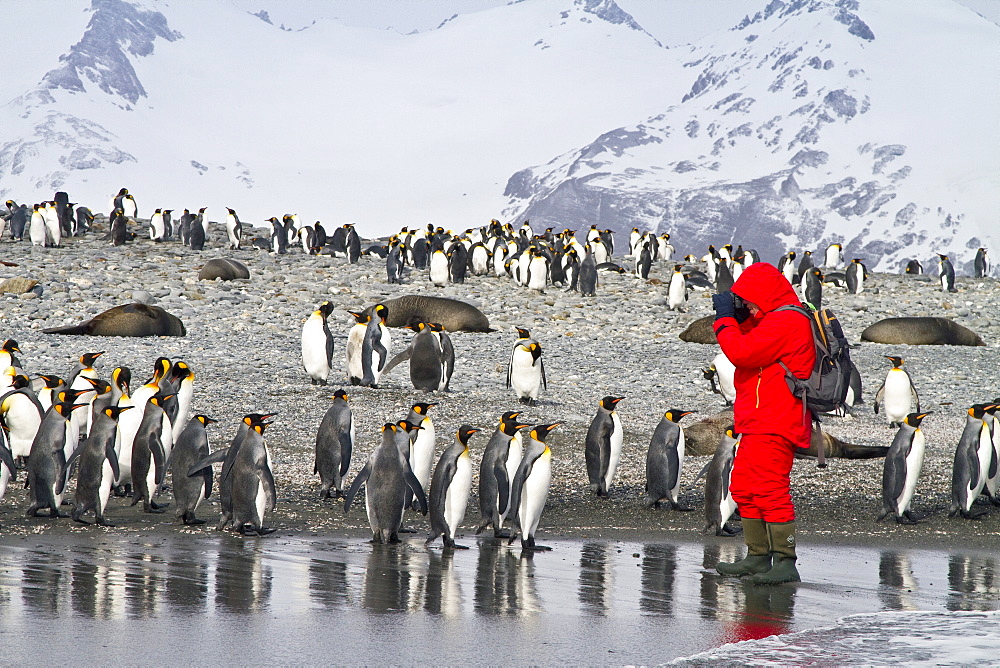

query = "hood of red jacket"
[731,262,800,313]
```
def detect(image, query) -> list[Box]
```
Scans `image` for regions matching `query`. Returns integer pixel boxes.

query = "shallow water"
[0,534,996,664]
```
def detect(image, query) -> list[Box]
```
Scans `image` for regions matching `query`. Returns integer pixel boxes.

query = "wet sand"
[0,532,996,665]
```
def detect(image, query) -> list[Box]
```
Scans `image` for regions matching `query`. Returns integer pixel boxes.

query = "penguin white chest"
[897,431,925,513]
[668,274,686,308]
[510,348,541,399]
[255,476,267,524]
[883,371,913,422]
[604,413,623,489]
[527,256,548,290]
[520,450,552,537]
[443,452,473,538]
[430,253,449,286]
[346,324,366,379]
[301,316,331,381]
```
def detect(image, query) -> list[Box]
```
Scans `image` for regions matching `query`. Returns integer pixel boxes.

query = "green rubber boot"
[751,521,801,585]
[716,518,772,577]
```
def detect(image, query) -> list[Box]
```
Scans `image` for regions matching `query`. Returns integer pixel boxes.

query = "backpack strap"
[776,304,826,468]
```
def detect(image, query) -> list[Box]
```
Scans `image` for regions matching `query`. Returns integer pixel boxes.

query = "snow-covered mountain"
[503,0,1000,272]
[1,0,997,272]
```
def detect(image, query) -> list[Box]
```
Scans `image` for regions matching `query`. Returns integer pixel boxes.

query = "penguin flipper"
[381,348,411,376]
[494,462,510,518]
[909,377,920,413]
[150,433,166,486]
[539,358,547,390]
[691,460,713,484]
[188,449,228,477]
[339,431,352,479]
[105,440,120,482]
[873,377,889,407]
[0,441,14,476]
[261,466,277,512]
[343,463,371,513]
[404,470,428,516]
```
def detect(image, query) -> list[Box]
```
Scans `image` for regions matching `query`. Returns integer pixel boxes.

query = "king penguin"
[130,393,172,513]
[584,396,625,497]
[579,246,598,297]
[846,258,866,294]
[949,403,994,519]
[874,356,920,427]
[225,207,243,250]
[426,425,480,549]
[302,301,336,386]
[703,427,741,536]
[0,373,44,460]
[230,416,278,535]
[360,304,390,388]
[345,310,370,386]
[824,243,843,269]
[644,409,695,511]
[667,264,688,312]
[507,328,546,406]
[429,248,449,287]
[428,323,455,391]
[974,248,990,279]
[70,405,130,526]
[937,253,957,292]
[476,411,531,538]
[344,422,428,544]
[405,402,437,510]
[879,412,930,524]
[171,414,218,525]
[507,423,561,551]
[26,400,86,517]
[314,389,354,499]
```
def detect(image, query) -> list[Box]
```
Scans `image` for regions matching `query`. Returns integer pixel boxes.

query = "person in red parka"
[711,261,815,584]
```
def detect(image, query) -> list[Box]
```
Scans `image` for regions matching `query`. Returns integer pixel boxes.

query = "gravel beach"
[2,220,999,550]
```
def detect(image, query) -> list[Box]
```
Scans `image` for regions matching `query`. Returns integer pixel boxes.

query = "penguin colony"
[1,188,999,549]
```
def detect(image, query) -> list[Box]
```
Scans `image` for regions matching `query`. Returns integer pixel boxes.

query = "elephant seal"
[364,295,491,332]
[678,315,717,344]
[198,258,250,281]
[43,303,186,337]
[861,317,985,347]
[683,409,888,459]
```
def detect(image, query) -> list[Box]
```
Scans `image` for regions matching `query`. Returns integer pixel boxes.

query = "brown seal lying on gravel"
[364,295,492,332]
[683,410,888,459]
[860,317,986,346]
[678,315,717,344]
[197,258,251,281]
[43,303,186,337]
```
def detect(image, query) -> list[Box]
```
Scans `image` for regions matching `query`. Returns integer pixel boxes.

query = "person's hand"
[712,291,736,320]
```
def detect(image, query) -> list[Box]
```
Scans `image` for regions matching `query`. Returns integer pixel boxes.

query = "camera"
[732,294,746,310]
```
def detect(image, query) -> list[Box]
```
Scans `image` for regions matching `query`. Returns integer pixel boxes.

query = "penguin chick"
[314,390,354,499]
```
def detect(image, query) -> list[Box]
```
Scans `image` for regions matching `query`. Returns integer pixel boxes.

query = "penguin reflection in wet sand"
[704,427,740,536]
[426,426,479,549]
[949,404,995,520]
[508,423,561,551]
[644,409,695,511]
[171,415,218,525]
[874,356,920,427]
[344,423,428,544]
[314,390,354,499]
[476,411,531,538]
[70,406,130,526]
[879,412,930,524]
[301,301,336,385]
[507,327,546,406]
[585,396,625,497]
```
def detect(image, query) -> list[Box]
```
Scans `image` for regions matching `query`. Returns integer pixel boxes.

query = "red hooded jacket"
[713,262,815,446]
